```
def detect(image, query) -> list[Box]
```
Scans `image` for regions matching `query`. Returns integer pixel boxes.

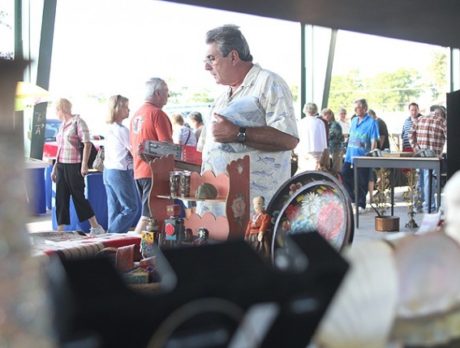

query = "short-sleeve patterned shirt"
[201,64,298,205]
[56,115,90,164]
[344,114,379,163]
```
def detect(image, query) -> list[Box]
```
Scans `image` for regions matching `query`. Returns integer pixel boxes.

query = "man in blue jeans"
[341,99,379,212]
[409,105,447,212]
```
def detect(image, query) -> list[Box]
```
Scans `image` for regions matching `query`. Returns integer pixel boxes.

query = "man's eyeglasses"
[203,55,217,65]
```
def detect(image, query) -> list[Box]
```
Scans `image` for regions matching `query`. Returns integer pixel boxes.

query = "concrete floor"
[351,186,434,246]
[27,211,53,233]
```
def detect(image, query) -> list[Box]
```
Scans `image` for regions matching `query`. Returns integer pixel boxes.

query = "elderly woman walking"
[51,98,105,235]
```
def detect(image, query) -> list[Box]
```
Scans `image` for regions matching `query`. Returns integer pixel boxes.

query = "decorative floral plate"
[268,171,354,257]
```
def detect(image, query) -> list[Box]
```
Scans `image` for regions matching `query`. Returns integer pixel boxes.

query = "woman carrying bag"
[51,98,105,235]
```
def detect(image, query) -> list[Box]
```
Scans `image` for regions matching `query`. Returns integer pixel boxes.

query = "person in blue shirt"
[341,99,379,212]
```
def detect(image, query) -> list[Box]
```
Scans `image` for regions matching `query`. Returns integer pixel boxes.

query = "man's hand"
[211,113,238,143]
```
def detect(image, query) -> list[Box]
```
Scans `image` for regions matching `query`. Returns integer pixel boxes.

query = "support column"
[30,0,56,159]
[322,29,337,110]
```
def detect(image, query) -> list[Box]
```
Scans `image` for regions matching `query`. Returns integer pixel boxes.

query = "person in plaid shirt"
[409,105,447,212]
[51,98,105,235]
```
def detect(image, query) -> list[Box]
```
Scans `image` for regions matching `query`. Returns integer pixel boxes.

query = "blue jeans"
[103,169,140,233]
[420,169,436,212]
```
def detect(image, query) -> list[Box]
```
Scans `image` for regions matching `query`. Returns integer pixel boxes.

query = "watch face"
[237,128,246,143]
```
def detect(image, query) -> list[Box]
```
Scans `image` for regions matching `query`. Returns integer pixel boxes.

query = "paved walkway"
[353,186,437,244]
[27,211,53,233]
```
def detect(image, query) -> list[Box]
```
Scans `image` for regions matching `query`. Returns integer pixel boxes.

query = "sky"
[1,0,448,134]
[50,0,300,101]
[334,30,445,75]
[48,0,447,93]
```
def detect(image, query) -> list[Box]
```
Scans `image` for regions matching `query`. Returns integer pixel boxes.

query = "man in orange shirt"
[130,77,173,233]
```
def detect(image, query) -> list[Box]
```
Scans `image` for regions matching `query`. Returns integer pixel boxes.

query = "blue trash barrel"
[45,164,53,211]
[26,167,46,215]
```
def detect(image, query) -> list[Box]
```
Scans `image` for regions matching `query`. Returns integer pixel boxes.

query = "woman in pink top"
[51,98,105,235]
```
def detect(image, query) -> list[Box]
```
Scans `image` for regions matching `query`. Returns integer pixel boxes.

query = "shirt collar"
[356,114,370,125]
[226,63,261,98]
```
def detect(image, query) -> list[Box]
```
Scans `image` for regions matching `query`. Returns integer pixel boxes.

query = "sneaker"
[90,225,106,236]
[358,206,367,214]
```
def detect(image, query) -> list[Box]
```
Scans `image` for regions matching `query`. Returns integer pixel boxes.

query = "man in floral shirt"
[199,25,299,214]
[341,99,379,212]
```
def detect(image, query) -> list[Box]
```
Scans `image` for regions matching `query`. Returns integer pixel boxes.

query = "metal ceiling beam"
[161,0,460,48]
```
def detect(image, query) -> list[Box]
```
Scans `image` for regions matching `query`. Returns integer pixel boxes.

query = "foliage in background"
[429,51,448,101]
[328,52,447,112]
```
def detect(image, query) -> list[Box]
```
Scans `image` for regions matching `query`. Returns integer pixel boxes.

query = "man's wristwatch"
[236,127,247,143]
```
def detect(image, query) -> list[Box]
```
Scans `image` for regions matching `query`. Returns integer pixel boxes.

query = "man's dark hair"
[354,98,368,110]
[206,25,253,62]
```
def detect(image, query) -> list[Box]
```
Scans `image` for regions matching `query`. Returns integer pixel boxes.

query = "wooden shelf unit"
[148,155,250,241]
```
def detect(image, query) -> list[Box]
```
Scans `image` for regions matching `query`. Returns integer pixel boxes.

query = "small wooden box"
[375,216,399,232]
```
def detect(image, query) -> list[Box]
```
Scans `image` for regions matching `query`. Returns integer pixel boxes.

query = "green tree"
[368,68,422,111]
[190,90,214,104]
[328,69,363,112]
[329,68,422,112]
[428,51,448,101]
[290,84,299,103]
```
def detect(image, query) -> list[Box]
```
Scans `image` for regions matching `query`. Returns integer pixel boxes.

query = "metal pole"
[14,0,24,133]
[321,29,337,109]
[14,0,23,60]
[300,22,306,118]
